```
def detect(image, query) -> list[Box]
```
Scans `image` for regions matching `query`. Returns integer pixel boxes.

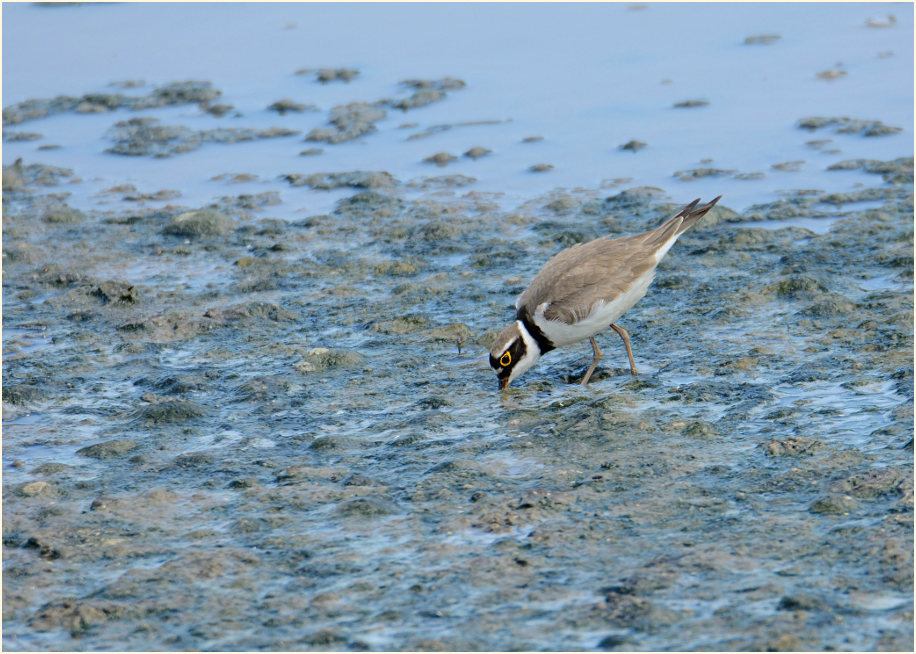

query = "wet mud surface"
[2,16,914,647]
[3,152,912,650]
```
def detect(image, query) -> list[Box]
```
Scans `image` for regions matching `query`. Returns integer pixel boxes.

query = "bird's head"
[489,321,541,390]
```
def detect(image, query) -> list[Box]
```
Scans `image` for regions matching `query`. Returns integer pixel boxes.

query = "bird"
[489,195,721,389]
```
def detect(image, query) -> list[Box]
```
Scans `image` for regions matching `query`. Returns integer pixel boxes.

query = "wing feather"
[518,235,656,324]
[516,196,720,325]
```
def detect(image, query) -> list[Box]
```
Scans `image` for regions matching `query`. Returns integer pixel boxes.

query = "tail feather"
[643,195,721,254]
[674,195,721,236]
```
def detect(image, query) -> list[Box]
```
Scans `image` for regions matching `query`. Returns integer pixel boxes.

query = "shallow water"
[3,2,914,652]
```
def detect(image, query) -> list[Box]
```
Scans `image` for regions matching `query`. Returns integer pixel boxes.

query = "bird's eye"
[500,352,512,367]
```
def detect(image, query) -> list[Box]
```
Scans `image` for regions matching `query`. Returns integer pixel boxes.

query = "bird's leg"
[611,323,638,375]
[581,336,602,385]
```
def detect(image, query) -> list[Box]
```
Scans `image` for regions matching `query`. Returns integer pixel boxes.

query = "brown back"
[517,196,720,324]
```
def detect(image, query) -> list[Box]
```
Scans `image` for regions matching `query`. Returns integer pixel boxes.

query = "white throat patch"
[507,320,542,385]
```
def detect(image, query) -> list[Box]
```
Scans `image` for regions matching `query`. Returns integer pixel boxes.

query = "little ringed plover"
[489,195,721,389]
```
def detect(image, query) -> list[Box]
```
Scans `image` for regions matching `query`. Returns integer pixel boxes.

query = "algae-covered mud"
[3,3,913,651]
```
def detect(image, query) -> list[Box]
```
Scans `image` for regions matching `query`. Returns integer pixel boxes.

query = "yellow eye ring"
[500,352,512,367]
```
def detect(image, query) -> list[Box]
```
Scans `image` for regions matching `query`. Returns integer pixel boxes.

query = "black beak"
[498,377,509,390]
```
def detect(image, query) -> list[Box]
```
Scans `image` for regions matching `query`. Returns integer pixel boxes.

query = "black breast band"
[518,310,555,354]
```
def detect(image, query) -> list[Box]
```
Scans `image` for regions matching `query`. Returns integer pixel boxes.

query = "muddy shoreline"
[2,6,914,643]
[3,139,913,649]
